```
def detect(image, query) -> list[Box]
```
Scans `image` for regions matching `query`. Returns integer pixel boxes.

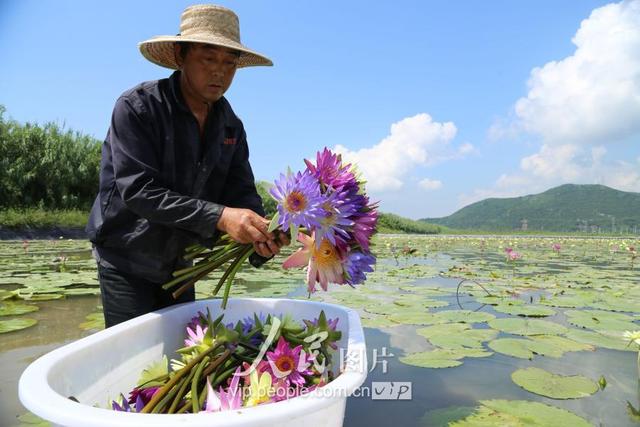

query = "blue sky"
[2,0,639,218]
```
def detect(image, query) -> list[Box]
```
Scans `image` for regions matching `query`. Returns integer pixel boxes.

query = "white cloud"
[418,178,443,191]
[461,144,640,207]
[334,113,457,191]
[497,0,640,145]
[468,1,640,209]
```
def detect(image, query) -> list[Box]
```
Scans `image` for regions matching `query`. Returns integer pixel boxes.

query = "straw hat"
[138,4,272,69]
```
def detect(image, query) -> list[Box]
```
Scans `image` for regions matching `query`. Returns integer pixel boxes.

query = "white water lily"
[623,331,640,347]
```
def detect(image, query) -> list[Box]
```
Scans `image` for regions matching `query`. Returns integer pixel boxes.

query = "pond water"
[1,235,639,426]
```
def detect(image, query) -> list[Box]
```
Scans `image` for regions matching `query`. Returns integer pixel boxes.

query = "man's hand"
[253,230,291,258]
[217,207,272,244]
[216,208,291,257]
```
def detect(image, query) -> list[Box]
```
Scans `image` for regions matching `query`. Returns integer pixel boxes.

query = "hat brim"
[138,35,273,69]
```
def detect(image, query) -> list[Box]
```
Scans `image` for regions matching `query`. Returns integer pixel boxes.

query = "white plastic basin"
[19,298,367,427]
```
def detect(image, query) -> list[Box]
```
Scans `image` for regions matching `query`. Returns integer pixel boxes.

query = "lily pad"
[388,311,436,325]
[79,312,105,331]
[0,302,39,316]
[0,318,37,333]
[417,323,497,349]
[431,310,495,324]
[493,303,555,317]
[564,328,635,351]
[511,367,599,399]
[451,399,592,426]
[488,318,568,336]
[564,309,638,332]
[420,406,477,426]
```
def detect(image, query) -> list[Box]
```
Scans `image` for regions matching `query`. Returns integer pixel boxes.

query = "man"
[86,4,287,327]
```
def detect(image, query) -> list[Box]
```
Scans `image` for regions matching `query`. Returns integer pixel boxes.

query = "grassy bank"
[0,209,445,235]
[0,209,88,229]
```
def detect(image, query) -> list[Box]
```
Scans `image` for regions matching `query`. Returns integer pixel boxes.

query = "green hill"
[422,184,640,233]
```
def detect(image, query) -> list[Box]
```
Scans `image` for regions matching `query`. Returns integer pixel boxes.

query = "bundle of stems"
[162,234,254,309]
[140,329,262,414]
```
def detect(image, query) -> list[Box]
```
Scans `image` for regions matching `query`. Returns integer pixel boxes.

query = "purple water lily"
[270,170,324,231]
[314,189,357,247]
[112,393,144,412]
[344,251,376,286]
[304,148,356,190]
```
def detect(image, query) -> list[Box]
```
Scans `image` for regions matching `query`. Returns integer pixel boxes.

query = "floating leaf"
[420,406,477,427]
[493,303,555,317]
[388,311,436,325]
[431,310,496,324]
[511,367,598,399]
[564,309,638,333]
[0,302,38,316]
[0,318,37,333]
[398,348,484,369]
[488,318,568,336]
[417,323,497,349]
[79,312,105,331]
[564,328,635,351]
[451,399,592,427]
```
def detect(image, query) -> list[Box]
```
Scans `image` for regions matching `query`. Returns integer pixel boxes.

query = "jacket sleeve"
[219,127,265,216]
[219,126,272,267]
[109,95,223,240]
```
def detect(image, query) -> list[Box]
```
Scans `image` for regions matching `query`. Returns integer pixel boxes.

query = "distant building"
[520,219,528,231]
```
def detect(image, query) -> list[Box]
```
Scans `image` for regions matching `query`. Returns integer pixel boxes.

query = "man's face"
[176,43,239,104]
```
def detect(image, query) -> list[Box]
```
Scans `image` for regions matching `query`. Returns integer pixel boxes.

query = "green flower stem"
[166,244,243,285]
[210,364,238,388]
[168,368,196,414]
[141,342,223,413]
[191,356,210,413]
[202,347,234,377]
[221,246,255,309]
[212,244,253,296]
[151,378,183,414]
[163,245,245,292]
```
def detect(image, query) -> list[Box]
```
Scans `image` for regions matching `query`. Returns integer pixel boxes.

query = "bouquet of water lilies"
[163,148,378,308]
[110,309,341,413]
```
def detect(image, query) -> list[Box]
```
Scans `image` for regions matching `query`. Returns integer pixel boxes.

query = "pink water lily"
[266,336,313,388]
[185,324,207,347]
[204,367,243,412]
[283,232,345,293]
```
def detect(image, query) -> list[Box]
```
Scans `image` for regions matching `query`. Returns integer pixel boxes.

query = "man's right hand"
[216,207,273,245]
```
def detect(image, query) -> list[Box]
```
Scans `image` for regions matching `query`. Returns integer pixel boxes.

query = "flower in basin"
[185,324,208,348]
[205,367,243,412]
[283,232,345,292]
[127,386,160,407]
[245,369,274,407]
[112,393,143,412]
[266,336,313,388]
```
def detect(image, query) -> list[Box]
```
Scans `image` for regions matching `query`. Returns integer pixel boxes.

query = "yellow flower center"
[312,239,341,268]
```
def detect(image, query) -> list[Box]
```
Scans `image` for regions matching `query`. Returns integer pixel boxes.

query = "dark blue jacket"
[86,71,265,283]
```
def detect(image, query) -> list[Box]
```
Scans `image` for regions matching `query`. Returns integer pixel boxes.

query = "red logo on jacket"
[224,138,236,145]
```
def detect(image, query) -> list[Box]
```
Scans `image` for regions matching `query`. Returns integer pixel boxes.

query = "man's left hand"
[253,231,290,258]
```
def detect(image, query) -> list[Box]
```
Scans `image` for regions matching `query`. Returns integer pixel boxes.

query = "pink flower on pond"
[552,243,561,252]
[508,251,522,261]
[283,232,345,293]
